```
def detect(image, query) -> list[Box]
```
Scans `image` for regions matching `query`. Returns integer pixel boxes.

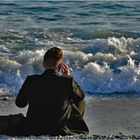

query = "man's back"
[16,69,84,135]
[27,69,72,127]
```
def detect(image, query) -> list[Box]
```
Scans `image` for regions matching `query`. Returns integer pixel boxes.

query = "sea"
[0,0,140,139]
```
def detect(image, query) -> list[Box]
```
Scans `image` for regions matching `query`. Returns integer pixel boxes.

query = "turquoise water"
[0,1,140,96]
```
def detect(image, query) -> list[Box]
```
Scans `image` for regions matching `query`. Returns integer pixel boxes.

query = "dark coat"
[15,69,89,136]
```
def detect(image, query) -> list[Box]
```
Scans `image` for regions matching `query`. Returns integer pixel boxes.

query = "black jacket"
[16,69,89,135]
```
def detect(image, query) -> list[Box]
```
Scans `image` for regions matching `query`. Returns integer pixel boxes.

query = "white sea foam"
[64,37,140,95]
[0,33,140,96]
[73,58,140,94]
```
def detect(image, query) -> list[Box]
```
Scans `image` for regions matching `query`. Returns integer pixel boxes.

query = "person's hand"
[61,63,71,76]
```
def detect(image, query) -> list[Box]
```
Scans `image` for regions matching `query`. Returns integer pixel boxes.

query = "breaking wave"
[0,29,140,96]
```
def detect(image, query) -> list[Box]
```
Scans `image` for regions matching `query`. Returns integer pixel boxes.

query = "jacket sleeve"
[15,76,30,108]
[70,78,85,102]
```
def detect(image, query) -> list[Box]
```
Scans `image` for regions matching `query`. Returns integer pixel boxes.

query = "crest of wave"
[69,55,140,95]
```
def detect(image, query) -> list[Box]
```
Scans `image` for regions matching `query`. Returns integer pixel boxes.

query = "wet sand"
[0,96,140,138]
[85,96,140,136]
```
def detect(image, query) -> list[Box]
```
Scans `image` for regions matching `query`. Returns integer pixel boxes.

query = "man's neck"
[45,67,59,73]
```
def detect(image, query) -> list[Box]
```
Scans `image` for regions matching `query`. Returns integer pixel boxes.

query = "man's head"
[43,47,63,70]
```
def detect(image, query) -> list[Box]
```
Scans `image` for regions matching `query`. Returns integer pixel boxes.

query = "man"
[0,47,89,136]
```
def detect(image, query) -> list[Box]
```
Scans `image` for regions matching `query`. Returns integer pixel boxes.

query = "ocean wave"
[0,28,140,96]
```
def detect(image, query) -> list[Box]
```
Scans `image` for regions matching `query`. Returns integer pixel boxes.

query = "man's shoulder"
[60,75,73,81]
[26,74,74,84]
[58,75,74,86]
[25,74,41,81]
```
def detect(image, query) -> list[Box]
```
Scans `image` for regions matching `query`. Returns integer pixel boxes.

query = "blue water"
[0,1,140,32]
[0,1,140,96]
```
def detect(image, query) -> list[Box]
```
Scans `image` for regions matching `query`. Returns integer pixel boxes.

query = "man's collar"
[42,68,59,76]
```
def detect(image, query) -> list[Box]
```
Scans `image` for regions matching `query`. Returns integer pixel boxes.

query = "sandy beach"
[0,96,140,138]
[85,96,140,136]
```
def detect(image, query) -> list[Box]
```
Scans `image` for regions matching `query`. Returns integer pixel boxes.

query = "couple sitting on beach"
[0,47,89,136]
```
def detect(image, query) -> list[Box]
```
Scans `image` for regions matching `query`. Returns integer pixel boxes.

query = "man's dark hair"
[43,47,63,64]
